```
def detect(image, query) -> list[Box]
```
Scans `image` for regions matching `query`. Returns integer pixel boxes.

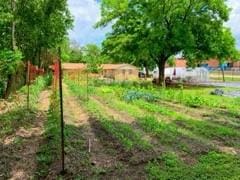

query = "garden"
[51,76,240,179]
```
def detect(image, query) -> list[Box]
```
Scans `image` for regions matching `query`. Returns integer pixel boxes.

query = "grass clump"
[146,151,240,179]
[138,116,178,145]
[0,108,36,139]
[146,152,190,180]
[20,76,48,106]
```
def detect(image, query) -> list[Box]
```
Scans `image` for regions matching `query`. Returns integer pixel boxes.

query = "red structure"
[27,62,45,83]
[52,61,60,89]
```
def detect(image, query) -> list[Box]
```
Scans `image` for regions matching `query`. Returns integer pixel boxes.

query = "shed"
[62,63,86,79]
[101,64,139,80]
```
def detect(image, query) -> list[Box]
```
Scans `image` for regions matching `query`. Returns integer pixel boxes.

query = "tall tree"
[0,0,73,98]
[83,44,103,73]
[61,38,83,62]
[97,0,237,85]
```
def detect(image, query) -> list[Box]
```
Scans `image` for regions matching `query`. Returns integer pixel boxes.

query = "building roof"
[175,58,187,67]
[62,63,86,70]
[165,58,187,68]
[101,63,138,70]
[61,63,138,70]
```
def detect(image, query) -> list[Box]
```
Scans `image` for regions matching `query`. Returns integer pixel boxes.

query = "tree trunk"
[4,0,17,99]
[221,67,225,82]
[157,60,166,86]
[38,47,42,68]
[145,66,149,78]
[12,0,17,51]
[4,75,14,99]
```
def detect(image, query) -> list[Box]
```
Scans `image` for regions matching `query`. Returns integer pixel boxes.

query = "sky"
[68,0,240,48]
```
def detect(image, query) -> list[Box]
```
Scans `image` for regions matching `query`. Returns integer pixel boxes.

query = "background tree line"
[0,0,73,98]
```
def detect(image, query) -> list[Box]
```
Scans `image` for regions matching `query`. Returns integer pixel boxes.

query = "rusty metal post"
[58,47,65,174]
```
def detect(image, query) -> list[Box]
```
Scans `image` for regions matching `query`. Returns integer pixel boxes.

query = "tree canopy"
[0,0,73,98]
[97,0,238,85]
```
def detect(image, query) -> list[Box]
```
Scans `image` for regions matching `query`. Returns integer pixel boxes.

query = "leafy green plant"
[184,96,205,108]
[0,50,22,98]
[123,90,157,102]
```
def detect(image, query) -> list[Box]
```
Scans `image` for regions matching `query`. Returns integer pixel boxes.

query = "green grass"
[132,100,240,146]
[138,116,179,145]
[86,100,152,151]
[97,90,240,147]
[20,75,49,107]
[0,76,49,139]
[65,78,240,179]
[65,79,152,151]
[35,92,61,178]
[146,151,240,179]
[0,108,36,139]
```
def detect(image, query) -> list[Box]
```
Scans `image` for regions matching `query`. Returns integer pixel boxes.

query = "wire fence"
[209,69,240,82]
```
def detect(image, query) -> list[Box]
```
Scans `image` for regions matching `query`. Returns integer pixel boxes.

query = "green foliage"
[98,0,236,84]
[146,152,240,179]
[66,79,151,151]
[146,153,189,180]
[20,76,48,106]
[83,44,104,73]
[138,116,178,144]
[123,90,157,102]
[0,50,22,97]
[184,96,205,108]
[61,38,83,62]
[0,0,73,97]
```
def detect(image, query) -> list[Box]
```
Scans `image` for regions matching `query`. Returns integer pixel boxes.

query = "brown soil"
[0,90,50,179]
[90,95,212,166]
[51,84,160,179]
[91,95,162,149]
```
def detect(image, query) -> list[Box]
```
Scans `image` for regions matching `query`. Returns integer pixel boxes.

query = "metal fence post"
[58,47,65,174]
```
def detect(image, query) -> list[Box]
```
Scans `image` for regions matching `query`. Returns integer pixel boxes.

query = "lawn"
[63,77,240,179]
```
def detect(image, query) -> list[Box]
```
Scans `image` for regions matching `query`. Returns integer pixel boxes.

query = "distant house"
[165,58,187,68]
[61,63,139,80]
[201,59,240,70]
[62,63,86,78]
[229,61,240,69]
[101,64,139,80]
[201,59,219,69]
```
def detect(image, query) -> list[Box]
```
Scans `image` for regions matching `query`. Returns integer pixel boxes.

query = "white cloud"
[67,0,110,46]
